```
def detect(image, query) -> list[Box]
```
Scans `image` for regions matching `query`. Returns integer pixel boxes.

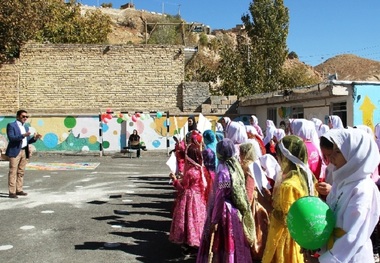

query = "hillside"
[314,54,380,81]
[83,5,380,82]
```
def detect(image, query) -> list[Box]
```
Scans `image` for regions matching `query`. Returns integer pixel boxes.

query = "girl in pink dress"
[169,143,207,256]
[172,136,186,176]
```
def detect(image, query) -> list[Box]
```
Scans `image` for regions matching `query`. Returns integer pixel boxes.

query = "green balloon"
[286,196,335,250]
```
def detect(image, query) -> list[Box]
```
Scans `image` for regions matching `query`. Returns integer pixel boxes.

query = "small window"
[291,106,304,119]
[331,102,347,127]
[267,107,277,125]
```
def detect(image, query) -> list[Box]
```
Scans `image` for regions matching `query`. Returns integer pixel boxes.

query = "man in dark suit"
[6,110,42,198]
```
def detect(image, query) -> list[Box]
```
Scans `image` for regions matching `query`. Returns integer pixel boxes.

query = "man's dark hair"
[16,110,27,117]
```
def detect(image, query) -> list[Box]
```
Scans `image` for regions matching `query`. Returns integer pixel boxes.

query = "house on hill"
[238,80,380,130]
[121,2,135,9]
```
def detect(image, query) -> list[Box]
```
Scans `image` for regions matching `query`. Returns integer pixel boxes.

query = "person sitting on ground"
[128,129,146,158]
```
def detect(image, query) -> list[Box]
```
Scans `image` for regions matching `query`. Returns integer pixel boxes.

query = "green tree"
[217,36,248,96]
[242,0,289,93]
[185,51,218,83]
[288,51,298,59]
[0,0,111,63]
[198,33,208,47]
[280,63,321,89]
[35,0,111,44]
[101,3,113,8]
[147,15,183,45]
[0,0,46,61]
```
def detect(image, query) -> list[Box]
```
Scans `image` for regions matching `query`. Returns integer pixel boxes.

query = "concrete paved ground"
[0,151,196,263]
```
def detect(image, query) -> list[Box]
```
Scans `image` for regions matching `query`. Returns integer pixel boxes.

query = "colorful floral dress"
[169,165,207,247]
[197,161,253,263]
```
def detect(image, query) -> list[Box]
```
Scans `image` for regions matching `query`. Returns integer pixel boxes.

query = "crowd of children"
[167,115,380,263]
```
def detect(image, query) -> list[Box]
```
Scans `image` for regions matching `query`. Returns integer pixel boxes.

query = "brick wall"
[0,63,19,112]
[0,43,185,114]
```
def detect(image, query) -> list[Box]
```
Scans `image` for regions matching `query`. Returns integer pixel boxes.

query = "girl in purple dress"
[197,138,254,263]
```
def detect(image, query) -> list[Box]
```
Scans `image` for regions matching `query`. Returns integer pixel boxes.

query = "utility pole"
[162,2,165,14]
[178,4,181,16]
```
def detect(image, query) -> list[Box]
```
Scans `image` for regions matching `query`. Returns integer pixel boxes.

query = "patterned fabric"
[262,135,317,263]
[262,171,307,263]
[197,138,253,263]
[174,140,186,174]
[226,157,255,245]
[240,143,269,261]
[169,166,207,247]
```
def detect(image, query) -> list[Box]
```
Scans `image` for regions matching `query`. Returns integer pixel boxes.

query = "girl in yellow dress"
[262,135,317,263]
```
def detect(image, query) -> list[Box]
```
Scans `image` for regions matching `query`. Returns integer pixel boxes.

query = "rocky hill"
[83,5,380,82]
[314,54,380,81]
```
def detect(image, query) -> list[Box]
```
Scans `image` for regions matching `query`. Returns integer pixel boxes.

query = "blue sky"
[80,0,380,66]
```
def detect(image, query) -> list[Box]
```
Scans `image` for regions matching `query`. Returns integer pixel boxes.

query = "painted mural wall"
[353,84,380,130]
[0,113,252,154]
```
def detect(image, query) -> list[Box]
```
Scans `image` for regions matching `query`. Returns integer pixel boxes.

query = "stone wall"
[182,82,210,112]
[0,43,185,114]
[203,95,238,114]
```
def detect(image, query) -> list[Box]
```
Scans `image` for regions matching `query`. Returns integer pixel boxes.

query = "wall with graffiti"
[353,84,380,129]
[0,113,252,153]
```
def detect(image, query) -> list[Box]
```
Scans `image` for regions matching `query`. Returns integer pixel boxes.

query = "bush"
[199,33,208,46]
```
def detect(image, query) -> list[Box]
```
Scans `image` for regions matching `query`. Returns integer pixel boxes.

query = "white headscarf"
[263,125,276,145]
[325,129,380,186]
[278,140,315,196]
[290,119,315,140]
[250,115,264,138]
[329,115,344,129]
[266,119,275,128]
[251,115,258,125]
[246,125,258,135]
[311,117,330,138]
[225,119,248,144]
[259,154,281,181]
[290,119,320,153]
[319,124,330,137]
[311,117,322,128]
[246,138,263,158]
[273,128,285,142]
[216,122,224,132]
[252,154,281,193]
[355,124,374,137]
[319,127,380,262]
